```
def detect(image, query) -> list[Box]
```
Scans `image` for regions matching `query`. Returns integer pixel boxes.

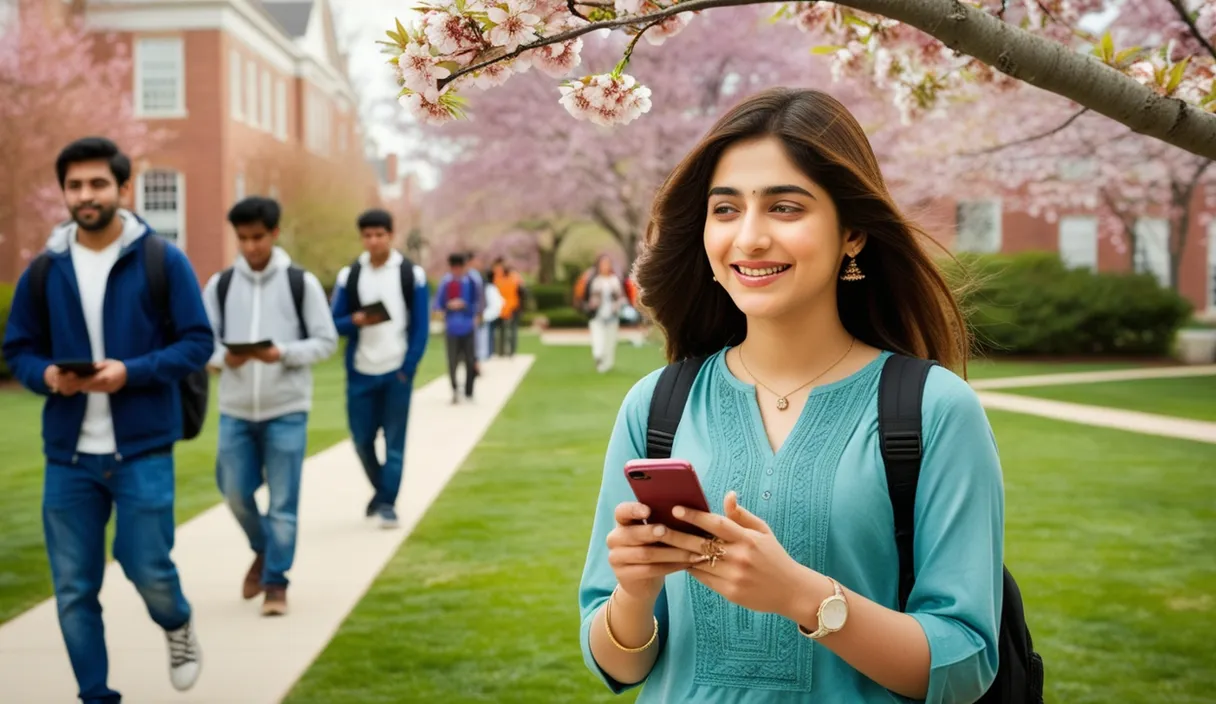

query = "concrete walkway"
[0,354,535,703]
[539,327,649,346]
[970,364,1216,390]
[976,390,1216,444]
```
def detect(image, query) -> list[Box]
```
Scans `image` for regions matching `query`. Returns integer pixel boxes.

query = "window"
[1207,220,1216,311]
[235,172,246,201]
[0,0,18,35]
[135,37,185,117]
[1133,217,1170,288]
[229,49,243,121]
[245,59,258,127]
[955,199,1003,253]
[260,70,273,130]
[1058,216,1098,270]
[305,90,331,155]
[275,79,288,140]
[137,169,185,246]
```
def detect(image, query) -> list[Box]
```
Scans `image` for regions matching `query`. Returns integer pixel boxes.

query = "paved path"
[0,354,535,704]
[970,364,1216,390]
[976,390,1216,444]
[539,328,650,346]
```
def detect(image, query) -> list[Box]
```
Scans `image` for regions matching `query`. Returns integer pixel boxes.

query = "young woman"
[588,254,625,372]
[577,88,1004,703]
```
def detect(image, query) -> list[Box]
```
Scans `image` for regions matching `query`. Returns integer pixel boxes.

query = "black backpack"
[27,233,211,441]
[344,255,416,317]
[645,352,1045,703]
[215,265,309,341]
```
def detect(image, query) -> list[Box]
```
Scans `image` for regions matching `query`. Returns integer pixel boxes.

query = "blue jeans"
[475,321,491,361]
[43,451,191,704]
[347,370,413,509]
[215,412,308,587]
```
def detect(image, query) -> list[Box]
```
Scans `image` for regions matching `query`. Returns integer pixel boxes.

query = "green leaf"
[810,45,845,55]
[1100,32,1115,62]
[1167,57,1190,94]
[842,13,871,30]
[1114,46,1143,67]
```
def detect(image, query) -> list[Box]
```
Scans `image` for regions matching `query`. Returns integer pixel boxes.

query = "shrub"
[0,281,13,379]
[521,306,587,329]
[944,252,1192,356]
[529,283,570,311]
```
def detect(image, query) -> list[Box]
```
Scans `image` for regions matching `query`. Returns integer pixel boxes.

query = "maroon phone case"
[623,459,713,539]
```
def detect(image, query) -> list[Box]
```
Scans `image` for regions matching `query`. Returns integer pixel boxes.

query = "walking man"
[1,137,210,702]
[203,196,337,616]
[330,209,429,528]
[435,252,481,404]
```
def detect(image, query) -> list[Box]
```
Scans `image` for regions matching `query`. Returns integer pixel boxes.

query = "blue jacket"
[434,272,480,337]
[1,212,214,463]
[330,252,430,378]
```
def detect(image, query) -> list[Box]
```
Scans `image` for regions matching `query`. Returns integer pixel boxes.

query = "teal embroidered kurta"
[578,349,1005,703]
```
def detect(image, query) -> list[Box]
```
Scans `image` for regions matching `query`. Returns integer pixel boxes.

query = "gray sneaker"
[378,505,400,530]
[165,618,201,691]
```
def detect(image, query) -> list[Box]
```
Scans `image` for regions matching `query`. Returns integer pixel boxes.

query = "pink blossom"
[485,1,541,53]
[643,13,694,46]
[526,38,584,77]
[400,92,457,125]
[396,43,452,101]
[558,73,652,126]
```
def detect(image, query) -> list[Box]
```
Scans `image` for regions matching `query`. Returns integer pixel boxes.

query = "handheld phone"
[54,360,99,377]
[623,458,713,539]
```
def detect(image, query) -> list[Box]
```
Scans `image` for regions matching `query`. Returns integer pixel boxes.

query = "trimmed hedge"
[0,282,13,379]
[529,283,571,311]
[522,306,587,329]
[946,252,1192,356]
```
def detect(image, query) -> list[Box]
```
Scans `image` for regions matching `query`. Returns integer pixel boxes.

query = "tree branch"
[433,0,1216,161]
[1169,0,1216,62]
[961,107,1090,156]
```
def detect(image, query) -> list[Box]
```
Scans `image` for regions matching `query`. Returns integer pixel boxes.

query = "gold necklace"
[738,337,856,411]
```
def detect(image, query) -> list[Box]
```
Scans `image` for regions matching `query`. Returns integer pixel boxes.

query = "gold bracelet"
[603,587,658,653]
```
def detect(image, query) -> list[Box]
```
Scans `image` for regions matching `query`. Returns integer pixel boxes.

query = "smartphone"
[54,360,99,377]
[623,458,713,539]
[223,340,273,355]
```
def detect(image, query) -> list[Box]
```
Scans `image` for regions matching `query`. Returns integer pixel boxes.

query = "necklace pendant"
[776,396,790,411]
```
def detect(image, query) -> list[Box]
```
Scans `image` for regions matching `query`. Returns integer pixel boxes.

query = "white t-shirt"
[347,254,410,376]
[70,235,122,454]
[590,275,623,321]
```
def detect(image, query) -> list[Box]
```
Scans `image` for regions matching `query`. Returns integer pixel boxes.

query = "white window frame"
[1207,220,1216,312]
[134,37,186,118]
[229,48,243,122]
[1133,217,1170,288]
[1057,215,1098,270]
[260,69,273,132]
[955,199,1003,254]
[135,169,186,249]
[274,79,288,140]
[235,172,246,201]
[245,59,258,127]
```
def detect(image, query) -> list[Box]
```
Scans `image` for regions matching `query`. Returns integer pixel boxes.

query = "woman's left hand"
[658,491,807,615]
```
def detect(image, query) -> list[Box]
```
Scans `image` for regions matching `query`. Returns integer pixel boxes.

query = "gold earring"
[841,256,864,282]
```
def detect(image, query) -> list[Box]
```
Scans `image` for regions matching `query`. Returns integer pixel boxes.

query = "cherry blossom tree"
[0,0,159,280]
[380,0,1216,160]
[410,7,904,272]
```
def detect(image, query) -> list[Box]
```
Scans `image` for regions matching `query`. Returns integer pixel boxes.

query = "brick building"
[0,0,381,283]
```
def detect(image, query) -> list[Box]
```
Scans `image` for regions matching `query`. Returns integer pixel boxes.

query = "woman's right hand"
[606,501,703,604]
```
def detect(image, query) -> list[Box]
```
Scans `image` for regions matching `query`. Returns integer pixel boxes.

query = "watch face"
[821,598,848,630]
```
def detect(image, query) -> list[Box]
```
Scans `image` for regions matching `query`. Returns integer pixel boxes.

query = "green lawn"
[287,342,1216,704]
[1005,375,1216,423]
[0,338,446,624]
[965,358,1148,380]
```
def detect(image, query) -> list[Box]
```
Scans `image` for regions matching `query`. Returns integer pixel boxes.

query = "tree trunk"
[1167,160,1213,291]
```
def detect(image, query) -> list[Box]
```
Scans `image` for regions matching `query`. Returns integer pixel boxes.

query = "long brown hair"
[634,87,971,375]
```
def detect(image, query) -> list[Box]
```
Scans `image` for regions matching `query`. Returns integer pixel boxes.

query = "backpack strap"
[142,234,173,339]
[878,353,938,612]
[646,355,710,459]
[27,253,53,355]
[216,267,235,340]
[287,265,308,339]
[399,255,415,316]
[345,260,363,313]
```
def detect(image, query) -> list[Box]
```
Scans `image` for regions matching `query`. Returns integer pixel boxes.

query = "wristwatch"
[797,576,849,640]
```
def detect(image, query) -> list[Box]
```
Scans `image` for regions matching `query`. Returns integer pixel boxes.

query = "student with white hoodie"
[202,196,338,617]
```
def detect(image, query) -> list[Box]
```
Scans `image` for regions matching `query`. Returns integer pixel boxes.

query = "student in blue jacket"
[330,209,430,529]
[1,137,213,703]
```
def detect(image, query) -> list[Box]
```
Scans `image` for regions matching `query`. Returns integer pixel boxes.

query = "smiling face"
[703,136,865,321]
[62,160,129,233]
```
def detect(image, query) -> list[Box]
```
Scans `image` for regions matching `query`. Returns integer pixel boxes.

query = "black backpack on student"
[27,233,211,441]
[214,265,309,341]
[645,353,1045,703]
[344,254,417,317]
